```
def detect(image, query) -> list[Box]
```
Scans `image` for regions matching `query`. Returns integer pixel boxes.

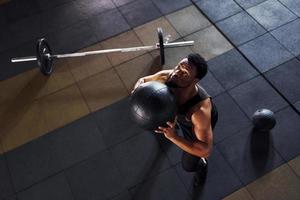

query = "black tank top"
[177,84,211,128]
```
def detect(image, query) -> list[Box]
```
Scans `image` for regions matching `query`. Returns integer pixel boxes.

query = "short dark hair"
[187,53,207,80]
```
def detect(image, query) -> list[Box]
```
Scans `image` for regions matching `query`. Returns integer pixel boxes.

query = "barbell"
[11,27,194,76]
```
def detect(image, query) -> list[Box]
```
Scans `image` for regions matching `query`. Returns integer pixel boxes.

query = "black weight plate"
[157,27,165,65]
[36,38,53,75]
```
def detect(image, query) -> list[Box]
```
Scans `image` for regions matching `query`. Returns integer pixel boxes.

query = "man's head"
[166,53,207,88]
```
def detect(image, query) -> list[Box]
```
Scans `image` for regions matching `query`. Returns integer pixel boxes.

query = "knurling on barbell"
[11,27,194,76]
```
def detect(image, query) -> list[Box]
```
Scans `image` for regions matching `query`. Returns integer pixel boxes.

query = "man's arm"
[156,99,213,158]
[132,70,172,91]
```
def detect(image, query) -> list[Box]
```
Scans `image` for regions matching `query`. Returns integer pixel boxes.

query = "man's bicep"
[191,104,213,144]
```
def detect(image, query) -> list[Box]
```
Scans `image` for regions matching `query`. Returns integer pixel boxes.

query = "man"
[132,53,218,186]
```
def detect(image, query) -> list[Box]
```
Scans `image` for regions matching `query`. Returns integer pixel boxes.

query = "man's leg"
[179,124,208,186]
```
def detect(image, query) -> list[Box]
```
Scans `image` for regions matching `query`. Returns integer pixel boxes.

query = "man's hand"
[131,78,145,94]
[155,118,177,140]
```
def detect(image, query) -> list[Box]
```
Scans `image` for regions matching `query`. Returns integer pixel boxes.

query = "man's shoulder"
[192,98,212,116]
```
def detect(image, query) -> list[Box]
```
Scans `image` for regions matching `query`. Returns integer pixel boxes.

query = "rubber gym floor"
[0,0,300,199]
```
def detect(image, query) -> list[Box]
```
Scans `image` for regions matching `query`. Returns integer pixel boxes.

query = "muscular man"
[132,53,218,186]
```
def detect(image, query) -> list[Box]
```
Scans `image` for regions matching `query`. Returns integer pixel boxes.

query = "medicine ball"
[130,81,177,130]
[252,109,276,131]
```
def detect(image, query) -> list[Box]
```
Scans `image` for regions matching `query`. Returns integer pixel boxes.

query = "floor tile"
[0,69,36,105]
[0,155,14,199]
[271,19,300,56]
[93,97,148,147]
[247,0,297,31]
[115,54,155,91]
[134,17,180,46]
[166,5,211,37]
[28,60,75,99]
[238,33,293,73]
[294,101,300,112]
[8,14,43,46]
[195,0,242,22]
[4,0,40,23]
[234,0,267,9]
[35,0,73,11]
[212,92,252,144]
[151,0,191,15]
[48,115,106,169]
[175,147,243,200]
[67,44,112,82]
[217,126,285,185]
[76,0,116,19]
[17,173,74,200]
[129,168,189,200]
[223,188,254,200]
[88,8,130,41]
[246,164,300,200]
[216,11,266,46]
[184,26,233,60]
[228,76,288,118]
[78,69,128,112]
[0,6,7,27]
[160,41,194,70]
[65,150,125,200]
[2,195,17,200]
[208,49,259,90]
[40,2,85,35]
[265,58,300,103]
[111,190,132,200]
[280,0,300,17]
[112,0,135,7]
[119,0,162,28]
[110,133,171,188]
[198,71,225,98]
[50,20,98,54]
[288,155,300,177]
[1,100,49,153]
[0,27,13,53]
[271,106,300,161]
[100,30,144,66]
[6,135,61,191]
[40,85,90,132]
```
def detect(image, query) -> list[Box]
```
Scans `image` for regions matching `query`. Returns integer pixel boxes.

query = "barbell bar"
[11,41,194,62]
[11,27,194,76]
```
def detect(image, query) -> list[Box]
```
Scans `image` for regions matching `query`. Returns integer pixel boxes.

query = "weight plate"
[157,27,165,65]
[36,38,53,75]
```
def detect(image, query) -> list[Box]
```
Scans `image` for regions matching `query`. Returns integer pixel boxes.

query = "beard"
[165,77,192,88]
[165,74,180,88]
[165,79,179,88]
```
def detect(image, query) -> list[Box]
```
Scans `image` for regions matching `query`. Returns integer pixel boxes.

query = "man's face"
[167,58,198,88]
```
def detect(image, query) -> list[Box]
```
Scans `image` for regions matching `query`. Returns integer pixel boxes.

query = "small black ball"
[130,81,177,130]
[252,109,276,131]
